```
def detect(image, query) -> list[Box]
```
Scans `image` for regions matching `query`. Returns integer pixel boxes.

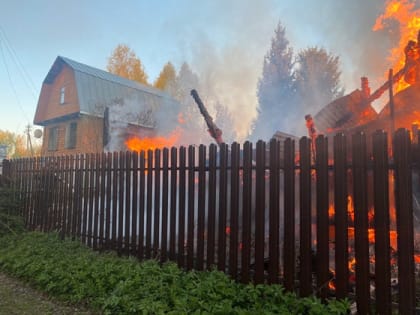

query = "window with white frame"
[60,86,66,104]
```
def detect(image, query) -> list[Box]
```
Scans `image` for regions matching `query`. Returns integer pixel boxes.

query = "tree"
[0,130,30,158]
[294,47,344,117]
[107,44,148,85]
[154,62,177,94]
[252,22,295,141]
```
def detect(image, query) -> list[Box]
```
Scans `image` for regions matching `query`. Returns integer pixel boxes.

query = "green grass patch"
[0,232,350,314]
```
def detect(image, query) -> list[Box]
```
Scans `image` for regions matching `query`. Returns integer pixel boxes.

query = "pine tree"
[294,47,344,116]
[107,44,148,85]
[252,22,295,140]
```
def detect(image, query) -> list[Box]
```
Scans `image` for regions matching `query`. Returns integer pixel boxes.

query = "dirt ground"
[0,272,95,315]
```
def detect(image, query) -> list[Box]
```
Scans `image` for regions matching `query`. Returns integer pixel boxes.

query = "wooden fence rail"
[4,129,420,314]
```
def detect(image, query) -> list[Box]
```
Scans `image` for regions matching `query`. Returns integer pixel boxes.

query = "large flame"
[125,128,181,152]
[373,0,420,92]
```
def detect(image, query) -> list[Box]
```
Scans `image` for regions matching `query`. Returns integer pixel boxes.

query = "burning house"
[313,30,420,142]
[34,56,180,156]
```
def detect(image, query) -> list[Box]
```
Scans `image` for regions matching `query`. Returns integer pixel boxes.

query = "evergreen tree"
[252,22,295,140]
[154,62,177,94]
[294,47,344,117]
[107,44,148,85]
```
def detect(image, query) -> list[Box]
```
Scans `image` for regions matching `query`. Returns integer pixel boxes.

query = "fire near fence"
[4,128,420,314]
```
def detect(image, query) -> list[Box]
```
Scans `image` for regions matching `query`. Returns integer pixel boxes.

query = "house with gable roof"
[34,56,179,155]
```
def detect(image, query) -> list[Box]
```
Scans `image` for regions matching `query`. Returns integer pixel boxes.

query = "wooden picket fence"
[3,128,420,314]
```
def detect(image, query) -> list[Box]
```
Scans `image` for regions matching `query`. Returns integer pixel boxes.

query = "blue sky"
[0,0,401,138]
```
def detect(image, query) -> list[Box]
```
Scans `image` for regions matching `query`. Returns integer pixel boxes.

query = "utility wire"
[0,37,31,124]
[0,25,38,100]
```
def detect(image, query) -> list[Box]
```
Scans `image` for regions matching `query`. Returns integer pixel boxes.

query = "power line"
[0,37,31,124]
[0,25,38,100]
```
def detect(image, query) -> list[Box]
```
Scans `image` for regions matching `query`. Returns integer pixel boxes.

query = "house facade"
[34,56,179,156]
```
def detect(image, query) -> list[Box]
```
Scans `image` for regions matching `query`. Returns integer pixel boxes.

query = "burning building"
[313,30,420,141]
[34,56,180,156]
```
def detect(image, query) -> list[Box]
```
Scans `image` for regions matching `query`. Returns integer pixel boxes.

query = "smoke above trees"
[251,23,345,141]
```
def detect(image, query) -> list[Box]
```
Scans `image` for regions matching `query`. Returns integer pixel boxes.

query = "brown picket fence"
[4,128,420,314]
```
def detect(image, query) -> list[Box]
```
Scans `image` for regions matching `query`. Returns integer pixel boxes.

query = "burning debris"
[190,89,224,145]
[312,29,420,138]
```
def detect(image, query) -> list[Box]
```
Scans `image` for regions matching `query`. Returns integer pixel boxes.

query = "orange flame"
[125,128,181,152]
[373,0,420,92]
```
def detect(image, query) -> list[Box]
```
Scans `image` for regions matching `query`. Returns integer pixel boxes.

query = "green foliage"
[0,181,24,237]
[0,232,350,314]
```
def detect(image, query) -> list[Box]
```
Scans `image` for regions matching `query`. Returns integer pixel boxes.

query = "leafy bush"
[0,232,350,314]
[0,177,24,237]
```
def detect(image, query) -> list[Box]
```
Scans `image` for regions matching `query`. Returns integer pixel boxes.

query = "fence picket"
[255,140,266,284]
[229,142,240,279]
[333,133,349,299]
[177,147,186,268]
[283,138,295,288]
[352,132,371,313]
[207,144,217,268]
[315,135,329,300]
[160,148,169,262]
[153,149,161,258]
[187,145,196,270]
[299,137,312,297]
[197,145,206,270]
[372,130,391,314]
[241,141,252,284]
[394,129,416,315]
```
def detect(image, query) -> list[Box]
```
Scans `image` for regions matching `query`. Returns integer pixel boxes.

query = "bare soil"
[0,272,96,315]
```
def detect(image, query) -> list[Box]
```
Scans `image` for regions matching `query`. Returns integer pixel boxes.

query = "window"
[60,86,65,104]
[48,127,58,151]
[65,122,77,149]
